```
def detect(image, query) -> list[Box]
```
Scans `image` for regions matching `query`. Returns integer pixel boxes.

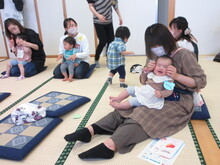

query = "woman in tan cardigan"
[64,23,207,159]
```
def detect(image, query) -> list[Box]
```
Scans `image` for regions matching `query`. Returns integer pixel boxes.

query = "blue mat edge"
[0,115,63,160]
[0,92,11,102]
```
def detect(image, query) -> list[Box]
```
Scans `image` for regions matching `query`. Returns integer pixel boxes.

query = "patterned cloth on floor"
[11,103,46,125]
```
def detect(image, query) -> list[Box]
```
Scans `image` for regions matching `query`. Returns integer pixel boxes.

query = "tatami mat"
[0,58,55,119]
[0,56,219,165]
[199,57,220,140]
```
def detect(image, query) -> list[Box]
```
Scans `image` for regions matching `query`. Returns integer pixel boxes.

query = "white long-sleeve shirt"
[177,39,194,52]
[58,32,90,63]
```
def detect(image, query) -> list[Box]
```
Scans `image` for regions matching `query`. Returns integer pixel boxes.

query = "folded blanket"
[193,92,204,107]
[11,103,46,125]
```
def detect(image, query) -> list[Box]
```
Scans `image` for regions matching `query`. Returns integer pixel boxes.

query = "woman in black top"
[3,18,46,77]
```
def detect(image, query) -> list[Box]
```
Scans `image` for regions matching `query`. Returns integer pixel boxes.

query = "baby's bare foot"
[109,100,120,109]
[109,96,120,102]
[67,78,73,82]
[62,78,68,81]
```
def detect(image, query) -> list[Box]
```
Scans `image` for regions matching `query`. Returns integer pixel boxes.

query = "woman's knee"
[111,119,149,151]
[74,73,83,79]
[74,69,86,78]
[53,64,64,78]
[24,63,37,77]
[10,66,20,76]
[74,62,89,79]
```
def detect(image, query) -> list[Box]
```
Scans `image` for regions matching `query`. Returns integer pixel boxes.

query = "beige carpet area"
[0,56,219,165]
[199,56,220,137]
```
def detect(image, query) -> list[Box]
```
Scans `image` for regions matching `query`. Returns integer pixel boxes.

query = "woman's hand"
[9,39,15,48]
[119,16,123,25]
[20,40,30,47]
[143,60,156,73]
[89,4,107,23]
[20,40,39,50]
[67,54,77,61]
[167,65,197,87]
[166,65,178,79]
[98,14,107,22]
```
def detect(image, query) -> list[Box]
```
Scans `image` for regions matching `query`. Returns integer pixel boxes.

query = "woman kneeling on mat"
[2,18,46,77]
[53,18,90,79]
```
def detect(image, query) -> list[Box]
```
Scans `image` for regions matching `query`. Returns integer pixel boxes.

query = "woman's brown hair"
[4,18,25,39]
[145,23,176,60]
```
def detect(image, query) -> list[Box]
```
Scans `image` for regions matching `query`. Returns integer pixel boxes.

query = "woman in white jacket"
[53,18,90,79]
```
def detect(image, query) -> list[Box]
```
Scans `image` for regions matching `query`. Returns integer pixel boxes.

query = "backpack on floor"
[213,52,220,62]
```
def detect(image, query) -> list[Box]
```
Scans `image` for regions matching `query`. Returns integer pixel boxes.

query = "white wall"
[37,0,64,56]
[0,0,38,58]
[66,0,96,55]
[23,0,38,33]
[158,0,169,26]
[112,0,158,55]
[64,0,157,56]
[175,0,220,55]
[0,23,7,58]
[1,0,219,57]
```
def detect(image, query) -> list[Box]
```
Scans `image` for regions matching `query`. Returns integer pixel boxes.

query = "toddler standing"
[107,26,134,88]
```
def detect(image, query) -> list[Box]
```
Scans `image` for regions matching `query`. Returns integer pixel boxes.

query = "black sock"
[64,128,91,143]
[92,124,113,135]
[78,143,114,159]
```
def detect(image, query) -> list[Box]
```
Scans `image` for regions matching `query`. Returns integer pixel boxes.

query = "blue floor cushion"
[30,91,91,117]
[1,66,47,78]
[191,95,211,120]
[84,64,96,78]
[0,115,62,160]
[0,92,11,102]
[53,64,96,79]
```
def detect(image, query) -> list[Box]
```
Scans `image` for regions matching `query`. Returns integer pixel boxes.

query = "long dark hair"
[4,18,25,39]
[145,23,176,60]
[63,18,78,35]
[169,16,197,42]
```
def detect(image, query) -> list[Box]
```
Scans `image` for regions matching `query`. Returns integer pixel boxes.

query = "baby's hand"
[56,55,63,61]
[128,51,135,55]
[145,60,156,72]
[142,67,149,73]
[155,91,162,98]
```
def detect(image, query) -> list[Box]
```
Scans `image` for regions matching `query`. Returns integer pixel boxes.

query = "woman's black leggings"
[94,23,114,61]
